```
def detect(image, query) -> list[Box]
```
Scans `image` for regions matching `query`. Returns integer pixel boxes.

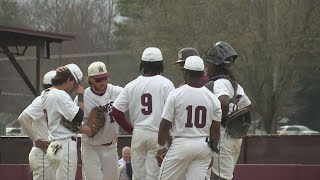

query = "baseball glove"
[156,148,168,166]
[225,107,251,139]
[87,107,106,137]
[60,117,80,133]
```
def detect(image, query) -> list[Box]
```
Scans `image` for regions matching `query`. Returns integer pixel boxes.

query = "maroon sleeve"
[111,107,133,134]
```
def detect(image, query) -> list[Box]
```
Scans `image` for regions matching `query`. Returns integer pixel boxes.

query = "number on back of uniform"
[141,93,152,115]
[185,105,207,128]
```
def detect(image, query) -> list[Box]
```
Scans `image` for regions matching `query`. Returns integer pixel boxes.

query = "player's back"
[41,88,79,140]
[168,84,221,137]
[22,96,49,141]
[114,75,174,132]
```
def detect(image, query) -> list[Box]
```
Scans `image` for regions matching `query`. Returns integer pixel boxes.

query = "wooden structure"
[0,25,75,96]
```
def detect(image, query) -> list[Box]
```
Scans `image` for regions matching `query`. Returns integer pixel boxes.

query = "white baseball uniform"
[41,88,80,180]
[19,96,53,180]
[211,79,251,180]
[158,84,222,180]
[113,75,175,180]
[78,85,122,180]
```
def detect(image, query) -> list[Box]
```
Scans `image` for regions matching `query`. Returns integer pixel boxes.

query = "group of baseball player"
[19,40,252,180]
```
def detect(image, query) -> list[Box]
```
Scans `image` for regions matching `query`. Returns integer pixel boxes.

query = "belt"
[173,136,208,138]
[101,141,113,146]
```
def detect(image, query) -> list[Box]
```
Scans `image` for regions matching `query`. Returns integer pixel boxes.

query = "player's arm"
[110,107,133,134]
[18,112,37,142]
[18,112,49,152]
[218,95,229,122]
[210,121,220,145]
[111,87,133,134]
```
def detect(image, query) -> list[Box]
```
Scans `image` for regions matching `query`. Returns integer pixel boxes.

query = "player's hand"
[156,148,167,166]
[35,139,50,153]
[77,84,84,94]
[79,125,93,137]
[56,66,68,72]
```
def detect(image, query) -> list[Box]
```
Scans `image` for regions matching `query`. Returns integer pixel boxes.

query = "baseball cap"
[43,70,56,85]
[175,47,199,64]
[65,63,83,83]
[184,56,204,71]
[88,61,110,78]
[141,47,163,62]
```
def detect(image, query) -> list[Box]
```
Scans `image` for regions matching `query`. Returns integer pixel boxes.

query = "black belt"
[101,141,113,146]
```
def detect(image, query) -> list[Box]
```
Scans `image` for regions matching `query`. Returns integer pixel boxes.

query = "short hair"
[139,61,163,74]
[51,69,75,86]
[185,69,204,79]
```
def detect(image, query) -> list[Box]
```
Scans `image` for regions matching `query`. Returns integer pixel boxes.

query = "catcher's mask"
[203,41,238,68]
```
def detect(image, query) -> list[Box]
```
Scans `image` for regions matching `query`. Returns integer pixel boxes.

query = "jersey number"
[141,93,152,115]
[185,106,207,128]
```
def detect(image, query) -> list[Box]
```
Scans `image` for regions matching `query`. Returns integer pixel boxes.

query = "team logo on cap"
[98,66,104,73]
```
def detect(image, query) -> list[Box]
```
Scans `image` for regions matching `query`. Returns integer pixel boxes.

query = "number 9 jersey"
[162,84,222,137]
[113,75,175,132]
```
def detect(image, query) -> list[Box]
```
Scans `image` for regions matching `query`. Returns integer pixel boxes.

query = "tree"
[115,0,320,133]
[0,0,24,26]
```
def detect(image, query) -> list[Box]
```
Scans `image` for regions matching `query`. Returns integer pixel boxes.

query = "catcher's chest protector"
[204,76,251,138]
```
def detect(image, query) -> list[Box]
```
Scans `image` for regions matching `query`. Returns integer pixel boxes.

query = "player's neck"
[53,85,68,93]
[143,72,159,77]
[186,79,202,88]
[90,87,106,96]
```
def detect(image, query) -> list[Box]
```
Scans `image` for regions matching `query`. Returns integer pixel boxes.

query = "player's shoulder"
[108,84,123,93]
[124,76,142,89]
[32,96,42,104]
[157,75,173,83]
[214,78,233,88]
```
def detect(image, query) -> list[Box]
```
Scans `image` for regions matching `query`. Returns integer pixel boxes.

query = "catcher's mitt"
[225,107,251,139]
[156,148,167,166]
[87,107,106,137]
[60,117,80,133]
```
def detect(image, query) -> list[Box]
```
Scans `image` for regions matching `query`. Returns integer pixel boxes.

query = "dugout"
[0,25,75,97]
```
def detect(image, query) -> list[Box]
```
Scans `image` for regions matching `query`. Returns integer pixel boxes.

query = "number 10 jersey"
[162,84,222,137]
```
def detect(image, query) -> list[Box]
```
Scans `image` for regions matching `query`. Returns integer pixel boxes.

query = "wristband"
[157,144,165,150]
[78,93,84,102]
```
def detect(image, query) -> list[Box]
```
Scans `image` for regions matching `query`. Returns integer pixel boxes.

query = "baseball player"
[203,41,253,180]
[175,47,209,87]
[157,56,221,180]
[111,47,175,180]
[77,61,123,180]
[41,64,91,180]
[18,70,56,180]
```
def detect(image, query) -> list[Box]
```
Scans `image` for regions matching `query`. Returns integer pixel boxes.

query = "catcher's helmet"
[203,41,238,68]
[175,47,199,64]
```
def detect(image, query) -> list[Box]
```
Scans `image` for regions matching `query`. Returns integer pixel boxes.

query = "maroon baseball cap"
[175,47,200,64]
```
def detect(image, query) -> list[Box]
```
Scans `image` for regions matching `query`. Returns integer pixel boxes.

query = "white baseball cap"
[184,56,205,71]
[141,47,163,62]
[88,61,110,78]
[43,70,56,84]
[65,63,83,83]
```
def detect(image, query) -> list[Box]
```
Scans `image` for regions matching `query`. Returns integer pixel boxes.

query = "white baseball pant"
[212,126,242,180]
[131,129,159,180]
[81,141,119,180]
[158,137,212,180]
[29,147,54,180]
[47,138,78,180]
